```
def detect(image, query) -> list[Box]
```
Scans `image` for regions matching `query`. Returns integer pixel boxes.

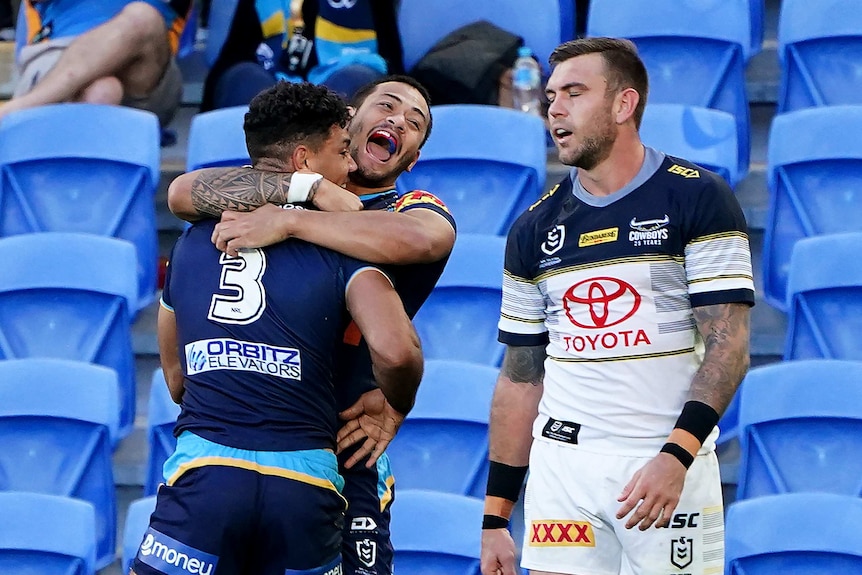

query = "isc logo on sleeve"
[667,164,700,179]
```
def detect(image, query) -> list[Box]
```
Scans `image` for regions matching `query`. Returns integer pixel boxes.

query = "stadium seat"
[777,0,862,112]
[122,496,158,575]
[205,0,240,67]
[0,492,97,575]
[0,359,120,570]
[559,0,576,42]
[388,360,497,497]
[763,108,862,310]
[749,0,765,57]
[396,105,546,236]
[0,103,161,311]
[587,0,752,178]
[390,490,485,575]
[726,493,862,574]
[186,105,251,171]
[736,360,862,500]
[412,234,506,366]
[398,0,561,75]
[784,233,862,360]
[145,369,181,496]
[639,103,740,187]
[0,233,138,437]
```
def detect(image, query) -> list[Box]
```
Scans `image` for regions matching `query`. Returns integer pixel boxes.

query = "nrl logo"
[541,225,566,255]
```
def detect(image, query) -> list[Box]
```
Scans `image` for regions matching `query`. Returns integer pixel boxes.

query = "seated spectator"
[0,0,192,127]
[202,0,402,110]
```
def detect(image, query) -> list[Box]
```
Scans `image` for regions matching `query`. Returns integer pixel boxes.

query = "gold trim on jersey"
[529,184,561,211]
[500,312,544,324]
[687,230,749,245]
[535,253,685,283]
[549,346,695,363]
[688,273,754,285]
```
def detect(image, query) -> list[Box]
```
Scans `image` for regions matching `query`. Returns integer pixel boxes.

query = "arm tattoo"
[690,302,751,414]
[190,168,292,218]
[501,345,546,386]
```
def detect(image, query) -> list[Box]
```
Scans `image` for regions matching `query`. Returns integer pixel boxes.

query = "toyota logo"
[563,277,641,329]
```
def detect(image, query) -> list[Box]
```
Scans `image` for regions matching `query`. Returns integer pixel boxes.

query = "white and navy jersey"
[162,220,386,452]
[499,148,754,456]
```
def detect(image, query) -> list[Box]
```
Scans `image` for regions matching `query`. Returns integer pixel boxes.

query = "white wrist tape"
[287,172,323,203]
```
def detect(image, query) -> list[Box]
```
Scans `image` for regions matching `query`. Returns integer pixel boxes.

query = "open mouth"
[553,127,573,143]
[366,129,399,162]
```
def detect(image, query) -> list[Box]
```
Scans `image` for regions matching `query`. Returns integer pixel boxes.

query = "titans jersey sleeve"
[333,189,456,411]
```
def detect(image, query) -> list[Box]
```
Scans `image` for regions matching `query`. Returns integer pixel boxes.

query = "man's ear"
[614,88,640,125]
[292,144,311,171]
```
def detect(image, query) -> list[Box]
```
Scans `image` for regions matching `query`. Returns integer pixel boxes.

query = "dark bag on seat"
[409,20,523,105]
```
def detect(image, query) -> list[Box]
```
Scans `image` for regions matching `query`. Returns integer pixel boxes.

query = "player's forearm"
[488,345,546,466]
[170,167,292,221]
[664,302,751,461]
[688,302,751,414]
[370,330,423,416]
[286,209,453,264]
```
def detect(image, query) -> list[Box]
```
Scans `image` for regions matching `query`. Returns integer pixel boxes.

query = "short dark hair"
[244,82,351,162]
[550,37,649,128]
[350,74,434,148]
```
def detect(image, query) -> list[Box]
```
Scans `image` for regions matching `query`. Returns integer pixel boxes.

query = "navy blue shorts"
[132,435,347,575]
[339,445,395,575]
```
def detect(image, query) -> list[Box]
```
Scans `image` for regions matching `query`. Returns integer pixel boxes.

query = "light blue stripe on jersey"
[164,431,345,493]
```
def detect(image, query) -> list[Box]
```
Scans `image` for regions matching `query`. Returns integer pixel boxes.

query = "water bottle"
[512,46,542,117]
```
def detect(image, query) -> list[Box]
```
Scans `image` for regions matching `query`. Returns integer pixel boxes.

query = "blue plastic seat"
[205,0,241,67]
[186,105,251,171]
[398,0,561,75]
[726,493,862,574]
[784,233,862,360]
[388,360,497,497]
[145,369,181,496]
[559,0,576,42]
[412,234,506,366]
[396,105,546,236]
[0,492,97,575]
[640,103,739,187]
[0,233,138,437]
[0,103,161,311]
[749,0,765,57]
[588,0,752,178]
[390,490,485,575]
[777,0,862,112]
[737,360,862,500]
[122,496,158,575]
[0,359,120,570]
[763,107,862,310]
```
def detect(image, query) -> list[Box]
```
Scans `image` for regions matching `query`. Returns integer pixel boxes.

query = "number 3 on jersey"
[208,249,267,324]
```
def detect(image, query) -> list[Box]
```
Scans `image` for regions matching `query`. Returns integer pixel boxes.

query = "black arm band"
[482,514,510,530]
[674,400,720,445]
[486,461,529,502]
[661,442,695,469]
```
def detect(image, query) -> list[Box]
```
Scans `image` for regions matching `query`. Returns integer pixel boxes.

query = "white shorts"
[522,440,724,575]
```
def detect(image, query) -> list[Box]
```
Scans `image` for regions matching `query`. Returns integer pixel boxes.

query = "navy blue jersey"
[334,189,456,411]
[162,220,383,452]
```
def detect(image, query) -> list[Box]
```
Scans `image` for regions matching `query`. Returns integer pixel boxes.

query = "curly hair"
[244,82,351,162]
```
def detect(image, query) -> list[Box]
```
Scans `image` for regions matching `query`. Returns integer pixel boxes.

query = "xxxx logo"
[529,521,595,547]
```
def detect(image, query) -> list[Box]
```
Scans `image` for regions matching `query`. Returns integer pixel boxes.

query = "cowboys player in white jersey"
[480,37,753,575]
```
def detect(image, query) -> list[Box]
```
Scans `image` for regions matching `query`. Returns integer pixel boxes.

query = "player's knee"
[114,2,168,47]
[79,76,124,105]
